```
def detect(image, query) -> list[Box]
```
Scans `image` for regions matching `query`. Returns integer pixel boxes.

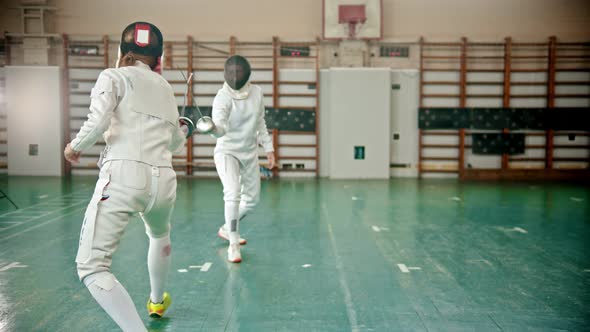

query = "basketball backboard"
[323,0,383,40]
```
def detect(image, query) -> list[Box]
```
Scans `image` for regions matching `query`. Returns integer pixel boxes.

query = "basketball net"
[344,20,365,39]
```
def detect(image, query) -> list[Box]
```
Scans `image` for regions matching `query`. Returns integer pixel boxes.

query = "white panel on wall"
[509,99,547,107]
[277,97,316,107]
[554,99,590,107]
[467,85,503,95]
[193,84,223,95]
[192,71,224,81]
[423,98,461,107]
[465,155,502,169]
[390,69,419,177]
[279,69,316,81]
[319,70,330,177]
[466,98,503,107]
[423,71,459,81]
[556,72,590,82]
[511,72,547,83]
[423,85,459,95]
[6,66,63,176]
[554,134,588,145]
[555,85,590,95]
[511,85,547,95]
[467,72,503,82]
[161,70,187,82]
[327,68,391,179]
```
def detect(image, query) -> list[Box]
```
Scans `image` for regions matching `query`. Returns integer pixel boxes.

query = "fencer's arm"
[169,117,188,153]
[210,95,230,138]
[257,95,274,153]
[70,72,119,152]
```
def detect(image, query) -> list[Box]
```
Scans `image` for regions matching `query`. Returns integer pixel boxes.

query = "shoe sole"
[228,257,242,263]
[217,230,247,245]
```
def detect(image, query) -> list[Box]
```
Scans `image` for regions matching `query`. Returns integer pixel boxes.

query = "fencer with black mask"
[64,22,189,331]
[197,55,275,263]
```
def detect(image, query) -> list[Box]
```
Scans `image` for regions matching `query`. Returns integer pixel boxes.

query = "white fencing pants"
[214,153,260,240]
[76,159,177,280]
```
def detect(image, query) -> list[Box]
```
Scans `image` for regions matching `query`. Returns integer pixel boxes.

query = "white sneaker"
[218,226,247,245]
[227,243,242,263]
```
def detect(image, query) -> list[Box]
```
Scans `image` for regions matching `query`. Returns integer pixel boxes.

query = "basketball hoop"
[338,4,366,39]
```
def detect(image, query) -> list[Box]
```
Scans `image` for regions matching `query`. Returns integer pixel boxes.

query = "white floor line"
[0,189,90,217]
[398,263,410,273]
[323,203,359,332]
[0,202,88,233]
[0,207,85,242]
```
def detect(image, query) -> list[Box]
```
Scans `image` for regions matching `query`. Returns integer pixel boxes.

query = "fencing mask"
[224,55,251,90]
[116,22,164,74]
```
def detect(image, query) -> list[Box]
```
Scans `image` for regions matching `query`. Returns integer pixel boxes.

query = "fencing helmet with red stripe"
[116,21,164,74]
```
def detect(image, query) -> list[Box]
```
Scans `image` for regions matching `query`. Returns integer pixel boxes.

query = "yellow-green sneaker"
[147,292,171,318]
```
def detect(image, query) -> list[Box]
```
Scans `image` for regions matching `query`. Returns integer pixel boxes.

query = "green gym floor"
[0,175,589,331]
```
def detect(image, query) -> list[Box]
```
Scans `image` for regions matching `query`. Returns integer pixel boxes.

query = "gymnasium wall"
[1,0,589,41]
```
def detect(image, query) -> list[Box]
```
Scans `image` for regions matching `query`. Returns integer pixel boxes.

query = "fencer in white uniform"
[201,55,275,263]
[64,22,189,331]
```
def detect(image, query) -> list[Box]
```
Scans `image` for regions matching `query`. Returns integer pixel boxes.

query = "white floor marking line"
[0,262,28,272]
[38,194,49,199]
[188,262,212,272]
[301,264,312,268]
[0,207,86,242]
[323,203,359,332]
[398,263,421,273]
[177,269,188,273]
[467,259,493,267]
[0,189,90,217]
[372,226,389,232]
[570,197,583,202]
[352,196,360,201]
[495,226,528,235]
[0,201,88,233]
[449,196,461,201]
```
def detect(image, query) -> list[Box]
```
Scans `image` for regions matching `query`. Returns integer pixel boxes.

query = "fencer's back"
[102,65,179,167]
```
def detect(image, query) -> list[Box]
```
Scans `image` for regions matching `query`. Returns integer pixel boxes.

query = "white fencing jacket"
[211,82,274,160]
[70,61,185,167]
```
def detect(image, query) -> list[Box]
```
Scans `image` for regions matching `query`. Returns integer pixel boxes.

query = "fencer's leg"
[76,160,146,331]
[141,166,176,307]
[214,154,242,262]
[146,233,171,303]
[84,272,147,332]
[238,157,261,221]
[215,154,241,244]
[142,211,172,304]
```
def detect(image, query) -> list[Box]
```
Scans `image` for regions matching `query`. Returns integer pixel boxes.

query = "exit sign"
[354,146,365,160]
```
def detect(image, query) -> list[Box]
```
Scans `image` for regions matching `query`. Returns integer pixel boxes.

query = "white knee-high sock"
[84,272,146,332]
[147,234,171,303]
[225,201,239,244]
[238,205,247,221]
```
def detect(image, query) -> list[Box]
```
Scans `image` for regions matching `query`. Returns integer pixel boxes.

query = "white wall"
[6,66,63,176]
[2,0,588,41]
[390,69,420,177]
[326,68,391,179]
